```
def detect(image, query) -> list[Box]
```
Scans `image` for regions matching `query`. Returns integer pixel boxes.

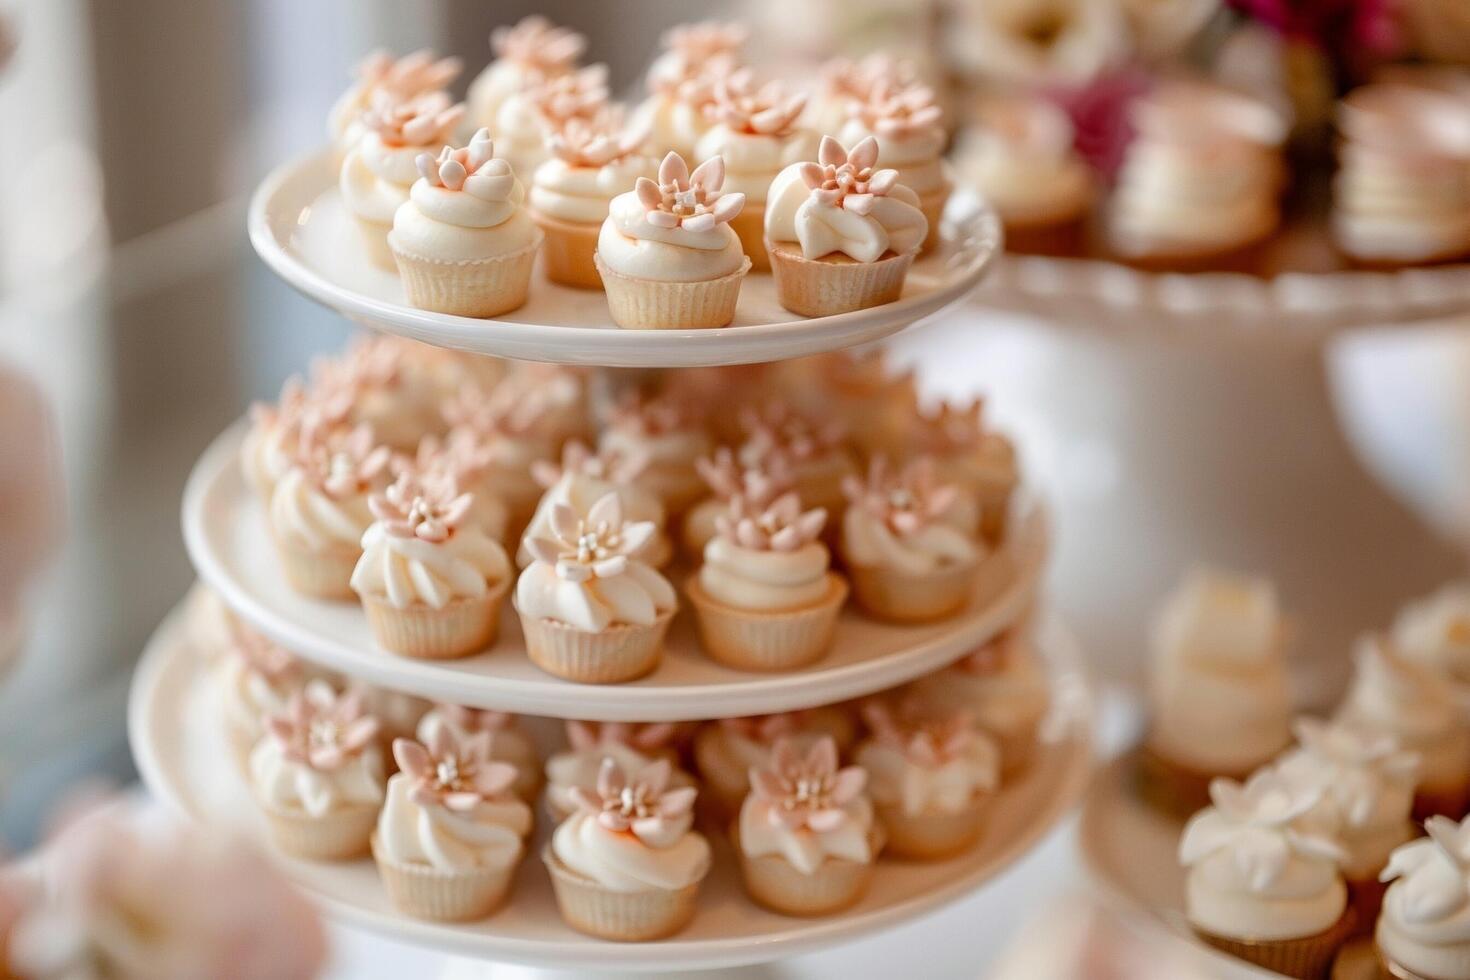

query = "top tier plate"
[248,153,1002,368]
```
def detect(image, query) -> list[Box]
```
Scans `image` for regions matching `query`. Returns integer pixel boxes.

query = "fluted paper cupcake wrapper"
[733,824,884,917]
[353,215,397,271]
[596,255,750,329]
[729,206,771,272]
[532,212,603,289]
[360,581,509,660]
[272,534,360,600]
[875,793,991,860]
[372,835,518,922]
[516,604,673,684]
[261,801,377,860]
[1196,909,1356,980]
[918,186,950,254]
[767,241,914,318]
[684,574,847,672]
[391,233,541,318]
[542,847,705,941]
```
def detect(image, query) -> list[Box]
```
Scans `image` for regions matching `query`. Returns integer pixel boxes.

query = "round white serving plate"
[248,152,1002,368]
[130,598,1093,973]
[183,423,1048,721]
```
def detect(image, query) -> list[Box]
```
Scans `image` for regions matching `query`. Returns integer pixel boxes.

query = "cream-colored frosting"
[738,790,876,876]
[699,537,830,611]
[841,504,979,576]
[856,733,999,817]
[1394,582,1470,684]
[551,809,710,893]
[341,132,422,225]
[596,190,746,283]
[954,97,1094,225]
[1378,815,1470,980]
[1147,569,1292,773]
[598,423,710,513]
[529,155,656,225]
[249,731,384,819]
[543,742,695,818]
[269,468,375,554]
[492,91,553,182]
[1179,771,1348,941]
[217,651,304,748]
[416,708,539,799]
[517,469,668,568]
[375,773,530,872]
[516,558,674,633]
[389,164,540,264]
[350,520,509,610]
[838,118,951,198]
[693,126,817,205]
[764,159,927,262]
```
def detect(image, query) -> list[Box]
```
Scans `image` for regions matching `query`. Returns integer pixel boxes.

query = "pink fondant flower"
[393,727,518,813]
[293,423,391,500]
[706,69,807,137]
[661,21,748,63]
[362,90,465,148]
[861,699,978,769]
[435,704,518,734]
[440,383,550,439]
[225,619,297,682]
[565,719,680,753]
[715,491,827,553]
[490,15,586,74]
[546,108,646,168]
[568,757,697,843]
[415,129,518,200]
[819,53,922,110]
[647,21,746,100]
[368,471,473,543]
[352,48,462,102]
[797,136,900,216]
[848,79,943,141]
[696,447,794,505]
[737,401,846,466]
[606,391,704,439]
[264,681,380,773]
[635,152,745,231]
[527,64,609,128]
[523,492,657,581]
[749,737,866,832]
[529,440,651,491]
[842,456,959,537]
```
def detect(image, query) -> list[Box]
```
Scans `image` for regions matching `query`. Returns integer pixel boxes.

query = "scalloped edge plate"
[130,597,1093,972]
[183,422,1048,722]
[248,152,1002,368]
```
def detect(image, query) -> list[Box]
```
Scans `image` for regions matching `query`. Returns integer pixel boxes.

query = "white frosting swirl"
[1378,816,1470,980]
[841,505,980,576]
[492,92,552,186]
[390,178,540,263]
[269,468,374,553]
[375,773,530,872]
[249,735,384,818]
[764,161,928,262]
[692,127,818,204]
[340,133,421,225]
[856,735,999,817]
[737,792,876,875]
[515,556,675,633]
[595,191,746,282]
[551,810,710,893]
[530,156,656,225]
[698,537,830,611]
[350,522,510,610]
[217,655,302,747]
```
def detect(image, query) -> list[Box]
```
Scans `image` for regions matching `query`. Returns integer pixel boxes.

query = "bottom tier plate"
[129,597,1094,973]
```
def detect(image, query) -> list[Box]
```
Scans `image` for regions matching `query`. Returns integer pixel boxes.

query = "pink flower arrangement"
[646,21,746,100]
[414,129,517,199]
[393,727,519,812]
[440,383,549,440]
[738,402,846,466]
[361,90,465,148]
[250,376,353,457]
[847,80,943,141]
[490,15,586,75]
[861,699,978,769]
[696,447,794,505]
[797,136,900,216]
[546,109,646,168]
[820,53,920,108]
[368,472,473,543]
[715,491,827,553]
[522,493,657,581]
[568,758,697,843]
[706,69,807,137]
[530,440,651,491]
[352,48,462,102]
[842,457,959,537]
[264,681,380,772]
[292,423,391,501]
[225,619,297,682]
[912,399,996,455]
[565,719,681,753]
[749,737,866,832]
[634,152,745,231]
[661,21,748,64]
[527,65,609,129]
[606,391,705,439]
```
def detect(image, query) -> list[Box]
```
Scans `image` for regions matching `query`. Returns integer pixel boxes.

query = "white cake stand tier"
[184,422,1048,721]
[247,153,1002,368]
[130,599,1093,975]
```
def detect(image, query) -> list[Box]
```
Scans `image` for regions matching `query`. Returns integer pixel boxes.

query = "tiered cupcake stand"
[125,155,1095,976]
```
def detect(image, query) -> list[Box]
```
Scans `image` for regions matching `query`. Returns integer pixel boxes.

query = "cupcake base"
[516,604,674,684]
[596,255,750,329]
[732,824,885,917]
[372,835,517,922]
[532,211,603,289]
[261,800,378,860]
[917,186,951,254]
[684,574,848,672]
[542,847,705,941]
[360,582,509,660]
[876,794,990,860]
[390,234,542,318]
[1195,909,1356,980]
[766,241,915,318]
[844,550,993,624]
[272,535,360,600]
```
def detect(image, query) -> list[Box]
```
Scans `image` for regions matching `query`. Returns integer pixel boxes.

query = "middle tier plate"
[184,423,1048,721]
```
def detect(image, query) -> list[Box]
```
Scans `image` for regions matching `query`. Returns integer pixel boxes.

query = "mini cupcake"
[763,136,928,317]
[467,16,586,134]
[856,699,1000,859]
[269,424,390,599]
[1393,581,1470,700]
[328,49,462,168]
[909,399,1018,547]
[598,393,712,518]
[340,91,464,270]
[686,491,847,672]
[694,70,814,270]
[439,384,560,534]
[683,447,795,561]
[239,376,351,505]
[250,681,385,860]
[396,436,510,545]
[389,129,542,318]
[953,93,1094,256]
[544,758,710,941]
[735,736,883,916]
[216,620,309,764]
[839,457,984,623]
[791,349,920,462]
[840,79,951,253]
[1179,770,1353,978]
[804,53,917,144]
[692,709,856,820]
[1336,636,1470,821]
[1377,815,1470,980]
[1142,568,1293,817]
[492,361,594,449]
[631,21,746,159]
[595,152,750,329]
[350,473,513,660]
[493,65,609,184]
[910,626,1050,779]
[310,335,449,452]
[531,111,654,288]
[544,720,694,820]
[736,401,856,520]
[1277,717,1420,935]
[515,493,677,684]
[373,729,534,921]
[520,441,671,568]
[417,704,542,803]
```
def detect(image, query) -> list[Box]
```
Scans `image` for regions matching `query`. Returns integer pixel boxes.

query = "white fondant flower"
[414,129,518,201]
[1382,815,1470,922]
[634,152,744,231]
[523,492,657,582]
[1291,716,1419,828]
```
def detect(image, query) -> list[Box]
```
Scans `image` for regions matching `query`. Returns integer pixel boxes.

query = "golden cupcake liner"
[261,800,377,860]
[516,604,673,684]
[360,580,509,660]
[391,234,541,318]
[875,793,991,860]
[596,255,750,329]
[917,186,951,254]
[542,846,706,941]
[353,215,398,271]
[372,835,518,922]
[844,554,982,624]
[271,533,361,600]
[729,205,771,272]
[732,823,884,917]
[684,573,848,672]
[531,211,603,289]
[766,241,914,318]
[1195,908,1356,980]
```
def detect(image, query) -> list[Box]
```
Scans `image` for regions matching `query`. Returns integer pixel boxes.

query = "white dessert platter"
[247,152,1004,369]
[183,421,1048,721]
[130,597,1094,974]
